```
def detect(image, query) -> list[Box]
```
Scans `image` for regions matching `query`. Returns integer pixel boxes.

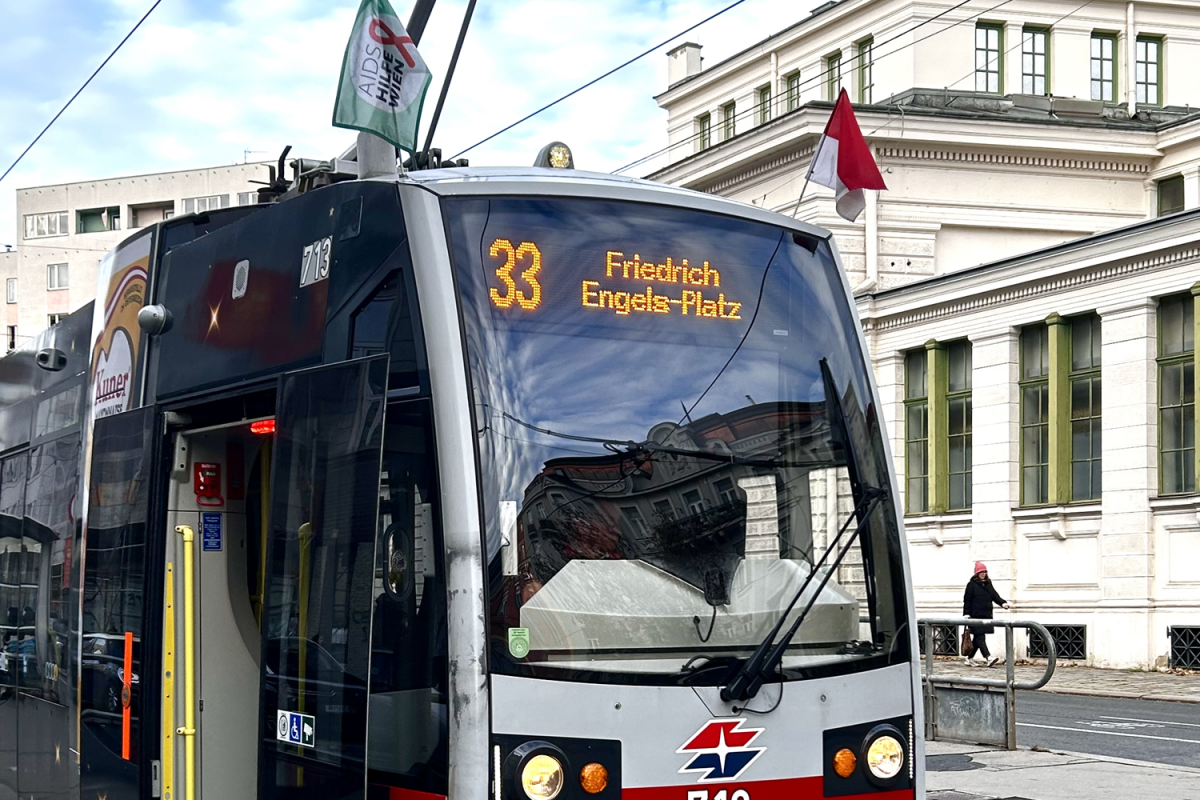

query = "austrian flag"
[808,88,887,222]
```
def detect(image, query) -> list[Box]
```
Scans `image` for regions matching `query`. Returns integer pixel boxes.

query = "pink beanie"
[974,561,987,575]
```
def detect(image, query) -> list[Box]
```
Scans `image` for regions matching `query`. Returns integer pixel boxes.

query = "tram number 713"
[688,789,750,800]
[299,236,332,288]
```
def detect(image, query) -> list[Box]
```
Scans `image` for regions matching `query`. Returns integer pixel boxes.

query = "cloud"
[1,0,807,245]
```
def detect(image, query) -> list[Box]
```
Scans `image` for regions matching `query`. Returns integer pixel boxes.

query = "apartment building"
[649,0,1200,667]
[9,162,274,348]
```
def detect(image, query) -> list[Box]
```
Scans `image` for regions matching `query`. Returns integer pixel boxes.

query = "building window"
[975,23,1003,93]
[1158,293,1194,495]
[721,101,736,140]
[47,314,64,327]
[1135,36,1162,105]
[714,477,738,505]
[22,211,69,240]
[5,279,14,304]
[1020,324,1050,505]
[46,263,69,291]
[652,499,675,521]
[683,489,705,516]
[5,326,14,352]
[947,341,973,510]
[1091,32,1117,102]
[756,85,771,124]
[1021,27,1049,95]
[1070,314,1102,502]
[786,71,802,110]
[1158,175,1185,216]
[182,194,230,215]
[857,38,874,103]
[905,349,929,514]
[696,113,712,151]
[621,506,649,535]
[77,206,120,233]
[237,192,259,206]
[826,51,843,100]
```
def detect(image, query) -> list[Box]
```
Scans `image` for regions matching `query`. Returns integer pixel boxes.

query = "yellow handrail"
[175,525,197,800]
[162,563,175,800]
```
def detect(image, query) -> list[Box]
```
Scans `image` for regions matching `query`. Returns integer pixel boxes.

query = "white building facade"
[6,162,274,349]
[862,212,1200,669]
[650,0,1200,667]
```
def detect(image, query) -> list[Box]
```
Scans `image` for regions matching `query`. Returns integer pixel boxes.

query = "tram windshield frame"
[446,193,911,686]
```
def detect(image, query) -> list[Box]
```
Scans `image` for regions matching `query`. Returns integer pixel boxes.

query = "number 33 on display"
[488,239,542,311]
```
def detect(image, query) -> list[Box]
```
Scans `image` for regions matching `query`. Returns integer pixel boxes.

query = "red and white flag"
[808,88,886,222]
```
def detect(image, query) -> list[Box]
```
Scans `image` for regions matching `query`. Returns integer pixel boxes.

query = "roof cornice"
[856,209,1200,330]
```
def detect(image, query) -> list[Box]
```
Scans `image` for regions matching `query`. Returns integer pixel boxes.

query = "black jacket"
[963,578,1006,633]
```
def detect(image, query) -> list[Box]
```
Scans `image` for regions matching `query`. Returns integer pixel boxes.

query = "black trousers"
[971,631,990,659]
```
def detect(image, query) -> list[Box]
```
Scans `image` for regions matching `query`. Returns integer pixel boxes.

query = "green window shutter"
[926,340,949,514]
[1193,284,1200,491]
[1046,314,1073,505]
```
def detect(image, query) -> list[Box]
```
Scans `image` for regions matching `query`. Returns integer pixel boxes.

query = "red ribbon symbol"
[369,19,417,68]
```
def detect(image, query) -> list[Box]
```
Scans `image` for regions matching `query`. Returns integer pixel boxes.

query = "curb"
[1033,685,1200,705]
[1039,746,1200,774]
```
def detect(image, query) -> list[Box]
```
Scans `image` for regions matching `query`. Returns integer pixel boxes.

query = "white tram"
[0,160,921,800]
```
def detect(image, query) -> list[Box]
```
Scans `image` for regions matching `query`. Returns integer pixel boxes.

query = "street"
[1016,691,1200,769]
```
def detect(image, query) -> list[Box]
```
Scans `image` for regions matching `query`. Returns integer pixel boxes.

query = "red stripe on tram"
[386,788,447,800]
[623,776,914,800]
[121,631,133,760]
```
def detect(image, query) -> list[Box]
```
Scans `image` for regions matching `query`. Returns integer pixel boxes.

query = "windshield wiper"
[721,359,886,704]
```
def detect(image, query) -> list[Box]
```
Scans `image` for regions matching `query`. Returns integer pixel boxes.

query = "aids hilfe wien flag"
[333,0,432,155]
[808,89,886,222]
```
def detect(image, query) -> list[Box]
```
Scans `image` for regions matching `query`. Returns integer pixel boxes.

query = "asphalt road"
[1016,690,1200,768]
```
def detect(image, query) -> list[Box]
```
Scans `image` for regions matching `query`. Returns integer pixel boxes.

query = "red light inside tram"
[250,419,276,435]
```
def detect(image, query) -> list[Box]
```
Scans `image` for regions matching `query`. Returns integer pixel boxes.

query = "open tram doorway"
[160,354,448,800]
[162,409,277,800]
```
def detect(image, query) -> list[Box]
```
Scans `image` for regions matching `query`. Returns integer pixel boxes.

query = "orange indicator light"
[833,748,857,778]
[579,763,608,794]
[250,419,276,435]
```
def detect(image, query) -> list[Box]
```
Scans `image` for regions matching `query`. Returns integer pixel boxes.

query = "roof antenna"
[418,0,477,170]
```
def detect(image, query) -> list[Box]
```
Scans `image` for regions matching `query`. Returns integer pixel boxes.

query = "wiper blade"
[719,486,884,703]
[721,358,884,704]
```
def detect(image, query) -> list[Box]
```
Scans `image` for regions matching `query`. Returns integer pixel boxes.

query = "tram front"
[412,172,920,800]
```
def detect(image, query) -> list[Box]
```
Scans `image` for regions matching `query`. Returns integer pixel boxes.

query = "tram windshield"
[448,195,909,684]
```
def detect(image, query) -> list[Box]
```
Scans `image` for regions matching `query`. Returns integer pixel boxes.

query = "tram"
[0,156,922,800]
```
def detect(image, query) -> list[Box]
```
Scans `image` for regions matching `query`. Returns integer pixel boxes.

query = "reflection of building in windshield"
[510,401,861,603]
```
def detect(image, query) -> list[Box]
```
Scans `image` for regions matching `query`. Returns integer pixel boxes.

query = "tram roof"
[398,166,830,242]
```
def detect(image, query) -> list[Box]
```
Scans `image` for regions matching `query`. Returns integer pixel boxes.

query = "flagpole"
[790,144,819,219]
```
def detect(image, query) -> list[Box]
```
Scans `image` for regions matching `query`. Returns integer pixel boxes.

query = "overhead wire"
[0,0,165,186]
[448,0,753,160]
[613,0,1014,176]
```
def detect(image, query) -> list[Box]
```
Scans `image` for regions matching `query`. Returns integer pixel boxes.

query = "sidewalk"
[925,740,1200,800]
[925,658,1200,704]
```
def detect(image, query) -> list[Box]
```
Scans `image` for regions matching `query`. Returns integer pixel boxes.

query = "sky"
[0,0,809,247]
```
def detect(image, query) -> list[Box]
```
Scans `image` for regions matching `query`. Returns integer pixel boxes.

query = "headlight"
[864,734,904,780]
[521,754,565,800]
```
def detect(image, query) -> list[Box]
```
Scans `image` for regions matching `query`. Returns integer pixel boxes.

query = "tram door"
[164,417,271,800]
[257,356,388,800]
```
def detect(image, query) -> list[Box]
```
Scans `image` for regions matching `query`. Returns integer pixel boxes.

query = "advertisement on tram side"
[89,231,152,419]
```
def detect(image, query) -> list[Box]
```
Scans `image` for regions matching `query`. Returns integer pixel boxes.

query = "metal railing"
[918,617,1057,749]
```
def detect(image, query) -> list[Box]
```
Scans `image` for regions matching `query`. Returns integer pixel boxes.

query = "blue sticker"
[202,513,222,551]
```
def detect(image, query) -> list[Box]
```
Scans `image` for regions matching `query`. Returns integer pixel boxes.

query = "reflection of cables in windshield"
[672,231,785,433]
[693,606,717,643]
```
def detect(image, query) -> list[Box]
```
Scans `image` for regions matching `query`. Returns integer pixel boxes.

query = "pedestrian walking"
[963,561,1010,667]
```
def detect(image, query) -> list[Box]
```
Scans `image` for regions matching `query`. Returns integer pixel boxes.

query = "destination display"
[484,238,747,323]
